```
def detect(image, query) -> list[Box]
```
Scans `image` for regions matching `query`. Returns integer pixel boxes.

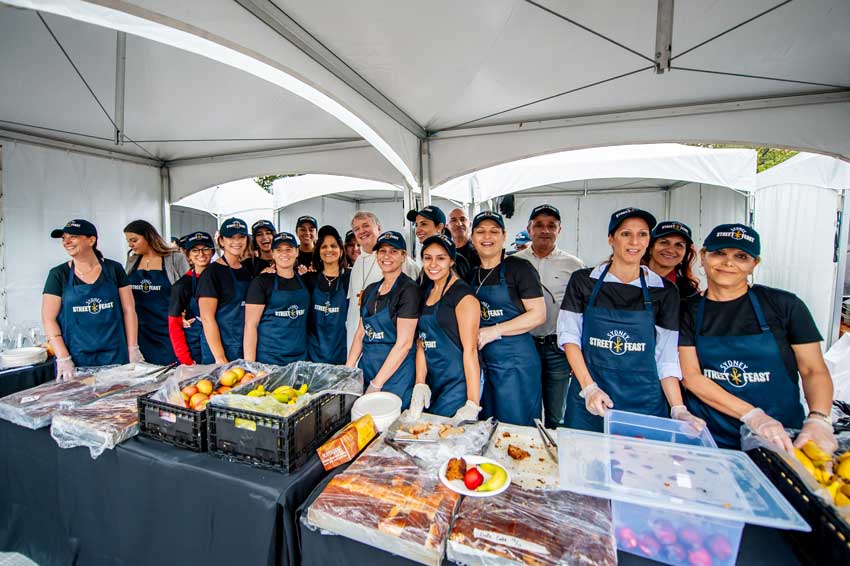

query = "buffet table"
[0,358,54,398]
[0,419,326,566]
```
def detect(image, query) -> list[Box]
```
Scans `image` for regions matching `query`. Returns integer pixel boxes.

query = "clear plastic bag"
[149,363,218,405]
[447,485,616,566]
[149,360,274,409]
[388,415,497,474]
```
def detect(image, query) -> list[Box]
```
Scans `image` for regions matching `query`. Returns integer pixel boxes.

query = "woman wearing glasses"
[168,231,214,365]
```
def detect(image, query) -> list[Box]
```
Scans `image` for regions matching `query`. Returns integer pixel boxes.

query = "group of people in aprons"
[41,202,837,459]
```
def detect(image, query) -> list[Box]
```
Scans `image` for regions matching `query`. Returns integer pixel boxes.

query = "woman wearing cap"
[197,217,252,363]
[42,219,141,378]
[680,224,835,454]
[407,234,482,421]
[644,221,700,303]
[471,211,545,426]
[295,215,318,271]
[344,230,360,268]
[305,226,350,364]
[124,220,190,365]
[243,220,276,277]
[243,232,310,365]
[167,232,214,365]
[558,208,702,433]
[346,231,420,408]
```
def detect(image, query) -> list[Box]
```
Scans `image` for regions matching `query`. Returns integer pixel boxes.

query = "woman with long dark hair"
[306,226,350,364]
[124,219,189,364]
[643,221,700,302]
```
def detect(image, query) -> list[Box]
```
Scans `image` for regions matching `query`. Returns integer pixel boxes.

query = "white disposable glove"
[365,380,382,395]
[741,408,794,454]
[670,405,706,432]
[579,382,613,416]
[478,324,502,350]
[129,345,145,364]
[407,383,431,420]
[55,355,75,382]
[793,417,838,456]
[452,400,482,423]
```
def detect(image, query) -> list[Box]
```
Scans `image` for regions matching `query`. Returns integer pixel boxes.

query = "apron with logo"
[129,256,176,365]
[200,260,249,364]
[475,263,542,426]
[308,273,348,364]
[565,265,665,432]
[419,275,468,417]
[684,291,804,449]
[359,277,415,409]
[61,260,128,366]
[183,272,204,363]
[256,273,309,365]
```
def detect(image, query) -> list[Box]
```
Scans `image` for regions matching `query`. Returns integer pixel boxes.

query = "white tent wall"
[0,141,161,324]
[668,183,748,245]
[170,205,217,240]
[754,185,839,343]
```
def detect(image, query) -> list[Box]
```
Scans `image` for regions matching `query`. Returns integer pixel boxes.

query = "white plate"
[439,455,511,498]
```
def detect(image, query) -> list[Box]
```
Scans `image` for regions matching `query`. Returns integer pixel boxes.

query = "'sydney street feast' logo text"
[588,330,646,356]
[73,297,114,314]
[480,301,504,321]
[704,360,770,388]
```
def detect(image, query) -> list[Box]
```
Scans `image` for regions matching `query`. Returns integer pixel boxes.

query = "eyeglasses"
[189,247,214,255]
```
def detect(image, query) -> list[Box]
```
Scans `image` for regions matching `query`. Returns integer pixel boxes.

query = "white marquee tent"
[173,177,273,230]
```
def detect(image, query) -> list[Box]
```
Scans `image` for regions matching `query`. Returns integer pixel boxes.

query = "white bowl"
[351,391,402,432]
[0,346,48,368]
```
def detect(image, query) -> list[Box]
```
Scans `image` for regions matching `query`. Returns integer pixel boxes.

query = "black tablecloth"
[0,419,327,566]
[297,464,806,566]
[0,358,55,398]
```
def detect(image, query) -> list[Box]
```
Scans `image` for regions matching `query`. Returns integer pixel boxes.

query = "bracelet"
[48,333,62,340]
[807,410,832,424]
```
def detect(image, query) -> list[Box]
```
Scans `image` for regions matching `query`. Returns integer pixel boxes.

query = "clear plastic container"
[605,410,742,566]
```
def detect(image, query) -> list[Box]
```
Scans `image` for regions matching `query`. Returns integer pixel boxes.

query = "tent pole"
[830,191,850,347]
[403,180,415,254]
[420,139,431,206]
[114,31,126,146]
[161,166,172,239]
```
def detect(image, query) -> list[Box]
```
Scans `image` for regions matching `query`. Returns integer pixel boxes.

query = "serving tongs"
[384,437,430,470]
[533,418,559,462]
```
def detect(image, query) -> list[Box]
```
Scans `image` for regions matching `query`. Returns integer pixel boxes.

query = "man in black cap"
[515,204,584,429]
[407,205,471,282]
[295,215,318,270]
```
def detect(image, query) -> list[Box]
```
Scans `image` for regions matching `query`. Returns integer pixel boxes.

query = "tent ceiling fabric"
[174,178,272,216]
[757,152,850,191]
[1,0,848,199]
[272,174,401,209]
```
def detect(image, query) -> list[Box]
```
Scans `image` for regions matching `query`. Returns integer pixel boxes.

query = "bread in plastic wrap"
[447,485,616,566]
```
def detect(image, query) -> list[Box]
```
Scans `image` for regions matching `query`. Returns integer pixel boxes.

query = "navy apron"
[684,291,804,449]
[359,277,415,409]
[183,272,203,364]
[308,272,348,364]
[565,265,665,432]
[474,263,542,426]
[419,275,468,417]
[128,256,176,365]
[61,260,128,366]
[256,273,309,365]
[200,260,249,364]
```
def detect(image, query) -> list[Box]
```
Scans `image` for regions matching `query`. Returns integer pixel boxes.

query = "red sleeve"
[168,315,195,365]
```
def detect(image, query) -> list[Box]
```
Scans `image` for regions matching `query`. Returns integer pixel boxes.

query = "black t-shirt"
[297,249,314,270]
[560,267,680,331]
[196,261,253,305]
[362,274,420,321]
[43,259,129,296]
[470,255,543,311]
[304,269,351,295]
[679,285,822,380]
[456,241,480,268]
[421,279,476,349]
[168,272,200,317]
[242,256,275,278]
[417,252,473,287]
[245,273,314,305]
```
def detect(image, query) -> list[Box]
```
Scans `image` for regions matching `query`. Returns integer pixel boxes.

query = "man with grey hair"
[346,210,419,348]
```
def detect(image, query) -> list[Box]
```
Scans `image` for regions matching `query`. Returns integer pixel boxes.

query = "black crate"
[748,448,850,564]
[207,392,356,473]
[138,388,208,451]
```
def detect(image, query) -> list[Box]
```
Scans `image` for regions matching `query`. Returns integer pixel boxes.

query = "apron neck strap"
[588,263,652,312]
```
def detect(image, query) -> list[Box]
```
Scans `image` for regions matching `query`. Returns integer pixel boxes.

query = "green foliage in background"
[692,144,797,172]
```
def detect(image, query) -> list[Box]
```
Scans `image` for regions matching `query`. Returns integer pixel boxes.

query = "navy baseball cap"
[375,231,407,251]
[704,224,761,257]
[251,219,276,236]
[529,204,561,221]
[608,207,657,235]
[272,231,299,249]
[421,234,457,260]
[51,219,97,238]
[296,215,318,228]
[406,205,446,226]
[652,220,693,244]
[180,231,214,250]
[471,210,505,230]
[219,217,249,237]
[344,230,356,244]
[513,230,531,247]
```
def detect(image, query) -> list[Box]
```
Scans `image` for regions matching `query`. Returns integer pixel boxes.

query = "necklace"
[475,265,496,294]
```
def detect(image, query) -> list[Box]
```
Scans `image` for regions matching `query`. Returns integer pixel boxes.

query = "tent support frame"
[0,127,162,168]
[831,191,850,346]
[654,0,674,74]
[114,31,126,146]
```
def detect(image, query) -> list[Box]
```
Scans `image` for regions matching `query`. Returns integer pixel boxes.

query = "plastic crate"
[138,387,208,451]
[748,447,850,564]
[208,392,356,473]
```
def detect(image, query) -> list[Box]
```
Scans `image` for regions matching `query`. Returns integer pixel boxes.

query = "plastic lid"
[351,392,402,418]
[557,428,810,532]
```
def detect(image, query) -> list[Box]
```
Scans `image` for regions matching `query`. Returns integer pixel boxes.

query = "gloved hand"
[55,355,75,382]
[183,317,196,329]
[365,380,382,395]
[741,407,794,454]
[407,383,431,420]
[129,345,145,363]
[452,400,482,423]
[671,405,706,432]
[793,416,838,456]
[579,382,613,416]
[478,324,502,350]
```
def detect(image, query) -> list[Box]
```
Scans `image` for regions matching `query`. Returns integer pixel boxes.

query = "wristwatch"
[807,410,832,425]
